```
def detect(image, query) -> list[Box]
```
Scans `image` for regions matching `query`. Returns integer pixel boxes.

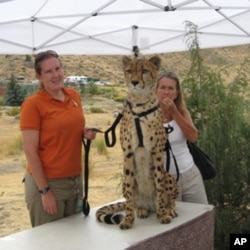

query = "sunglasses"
[35,50,59,64]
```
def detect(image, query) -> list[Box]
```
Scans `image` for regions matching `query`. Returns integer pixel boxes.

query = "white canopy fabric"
[0,0,249,55]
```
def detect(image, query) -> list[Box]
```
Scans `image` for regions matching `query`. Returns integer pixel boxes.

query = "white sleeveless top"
[163,120,194,175]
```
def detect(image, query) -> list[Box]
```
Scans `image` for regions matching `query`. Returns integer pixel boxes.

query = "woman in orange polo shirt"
[20,50,96,227]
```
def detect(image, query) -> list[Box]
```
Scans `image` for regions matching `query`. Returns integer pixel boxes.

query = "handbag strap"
[165,139,180,182]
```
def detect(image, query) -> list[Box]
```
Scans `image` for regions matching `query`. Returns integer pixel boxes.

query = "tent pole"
[132,25,139,57]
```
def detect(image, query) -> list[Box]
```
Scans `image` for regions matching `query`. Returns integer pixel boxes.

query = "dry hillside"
[0,45,249,85]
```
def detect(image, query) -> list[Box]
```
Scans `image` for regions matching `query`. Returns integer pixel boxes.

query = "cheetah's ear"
[122,56,132,67]
[149,56,161,71]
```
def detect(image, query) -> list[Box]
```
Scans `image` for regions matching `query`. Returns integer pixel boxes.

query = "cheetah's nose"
[131,80,139,86]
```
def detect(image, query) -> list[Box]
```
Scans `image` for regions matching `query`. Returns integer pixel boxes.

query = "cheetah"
[96,55,179,229]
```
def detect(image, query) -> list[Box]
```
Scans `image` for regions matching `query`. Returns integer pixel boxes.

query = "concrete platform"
[0,201,214,250]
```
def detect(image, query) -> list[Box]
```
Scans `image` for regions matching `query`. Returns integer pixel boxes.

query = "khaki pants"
[172,164,208,204]
[24,172,83,227]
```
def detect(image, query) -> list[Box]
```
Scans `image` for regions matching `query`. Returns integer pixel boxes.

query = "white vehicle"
[95,80,112,86]
[65,76,88,85]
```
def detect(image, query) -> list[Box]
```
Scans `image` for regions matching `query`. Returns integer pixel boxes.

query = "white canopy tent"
[0,0,249,55]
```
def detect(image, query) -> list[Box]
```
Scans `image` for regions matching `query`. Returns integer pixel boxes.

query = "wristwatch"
[39,187,50,194]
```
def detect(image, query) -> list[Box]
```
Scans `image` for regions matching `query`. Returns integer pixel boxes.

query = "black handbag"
[187,141,216,180]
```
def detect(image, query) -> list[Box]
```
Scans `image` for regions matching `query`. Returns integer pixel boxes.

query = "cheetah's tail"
[95,201,126,224]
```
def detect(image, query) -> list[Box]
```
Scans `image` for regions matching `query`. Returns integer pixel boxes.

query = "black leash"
[165,139,180,182]
[164,125,180,182]
[81,113,123,216]
[82,138,91,216]
[104,113,123,147]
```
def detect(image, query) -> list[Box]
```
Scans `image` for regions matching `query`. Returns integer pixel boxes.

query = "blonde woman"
[156,71,208,204]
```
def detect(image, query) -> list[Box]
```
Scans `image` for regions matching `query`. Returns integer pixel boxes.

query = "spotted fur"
[96,55,179,229]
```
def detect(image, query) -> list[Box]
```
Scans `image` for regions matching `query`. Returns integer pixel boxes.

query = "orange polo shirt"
[20,88,85,178]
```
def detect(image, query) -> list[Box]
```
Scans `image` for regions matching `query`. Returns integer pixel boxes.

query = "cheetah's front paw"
[158,213,172,224]
[119,217,134,230]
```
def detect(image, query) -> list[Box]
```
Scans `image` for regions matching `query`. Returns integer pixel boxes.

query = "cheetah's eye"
[142,69,148,74]
[126,69,132,74]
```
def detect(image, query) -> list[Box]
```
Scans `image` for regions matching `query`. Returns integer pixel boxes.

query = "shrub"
[113,95,126,103]
[0,97,4,106]
[90,106,104,113]
[5,107,20,117]
[97,86,118,99]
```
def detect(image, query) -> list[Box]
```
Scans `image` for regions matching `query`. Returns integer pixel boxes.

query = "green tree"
[183,22,250,249]
[4,74,26,106]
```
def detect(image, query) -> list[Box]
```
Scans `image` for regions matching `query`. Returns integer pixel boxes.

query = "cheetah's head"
[122,55,161,104]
